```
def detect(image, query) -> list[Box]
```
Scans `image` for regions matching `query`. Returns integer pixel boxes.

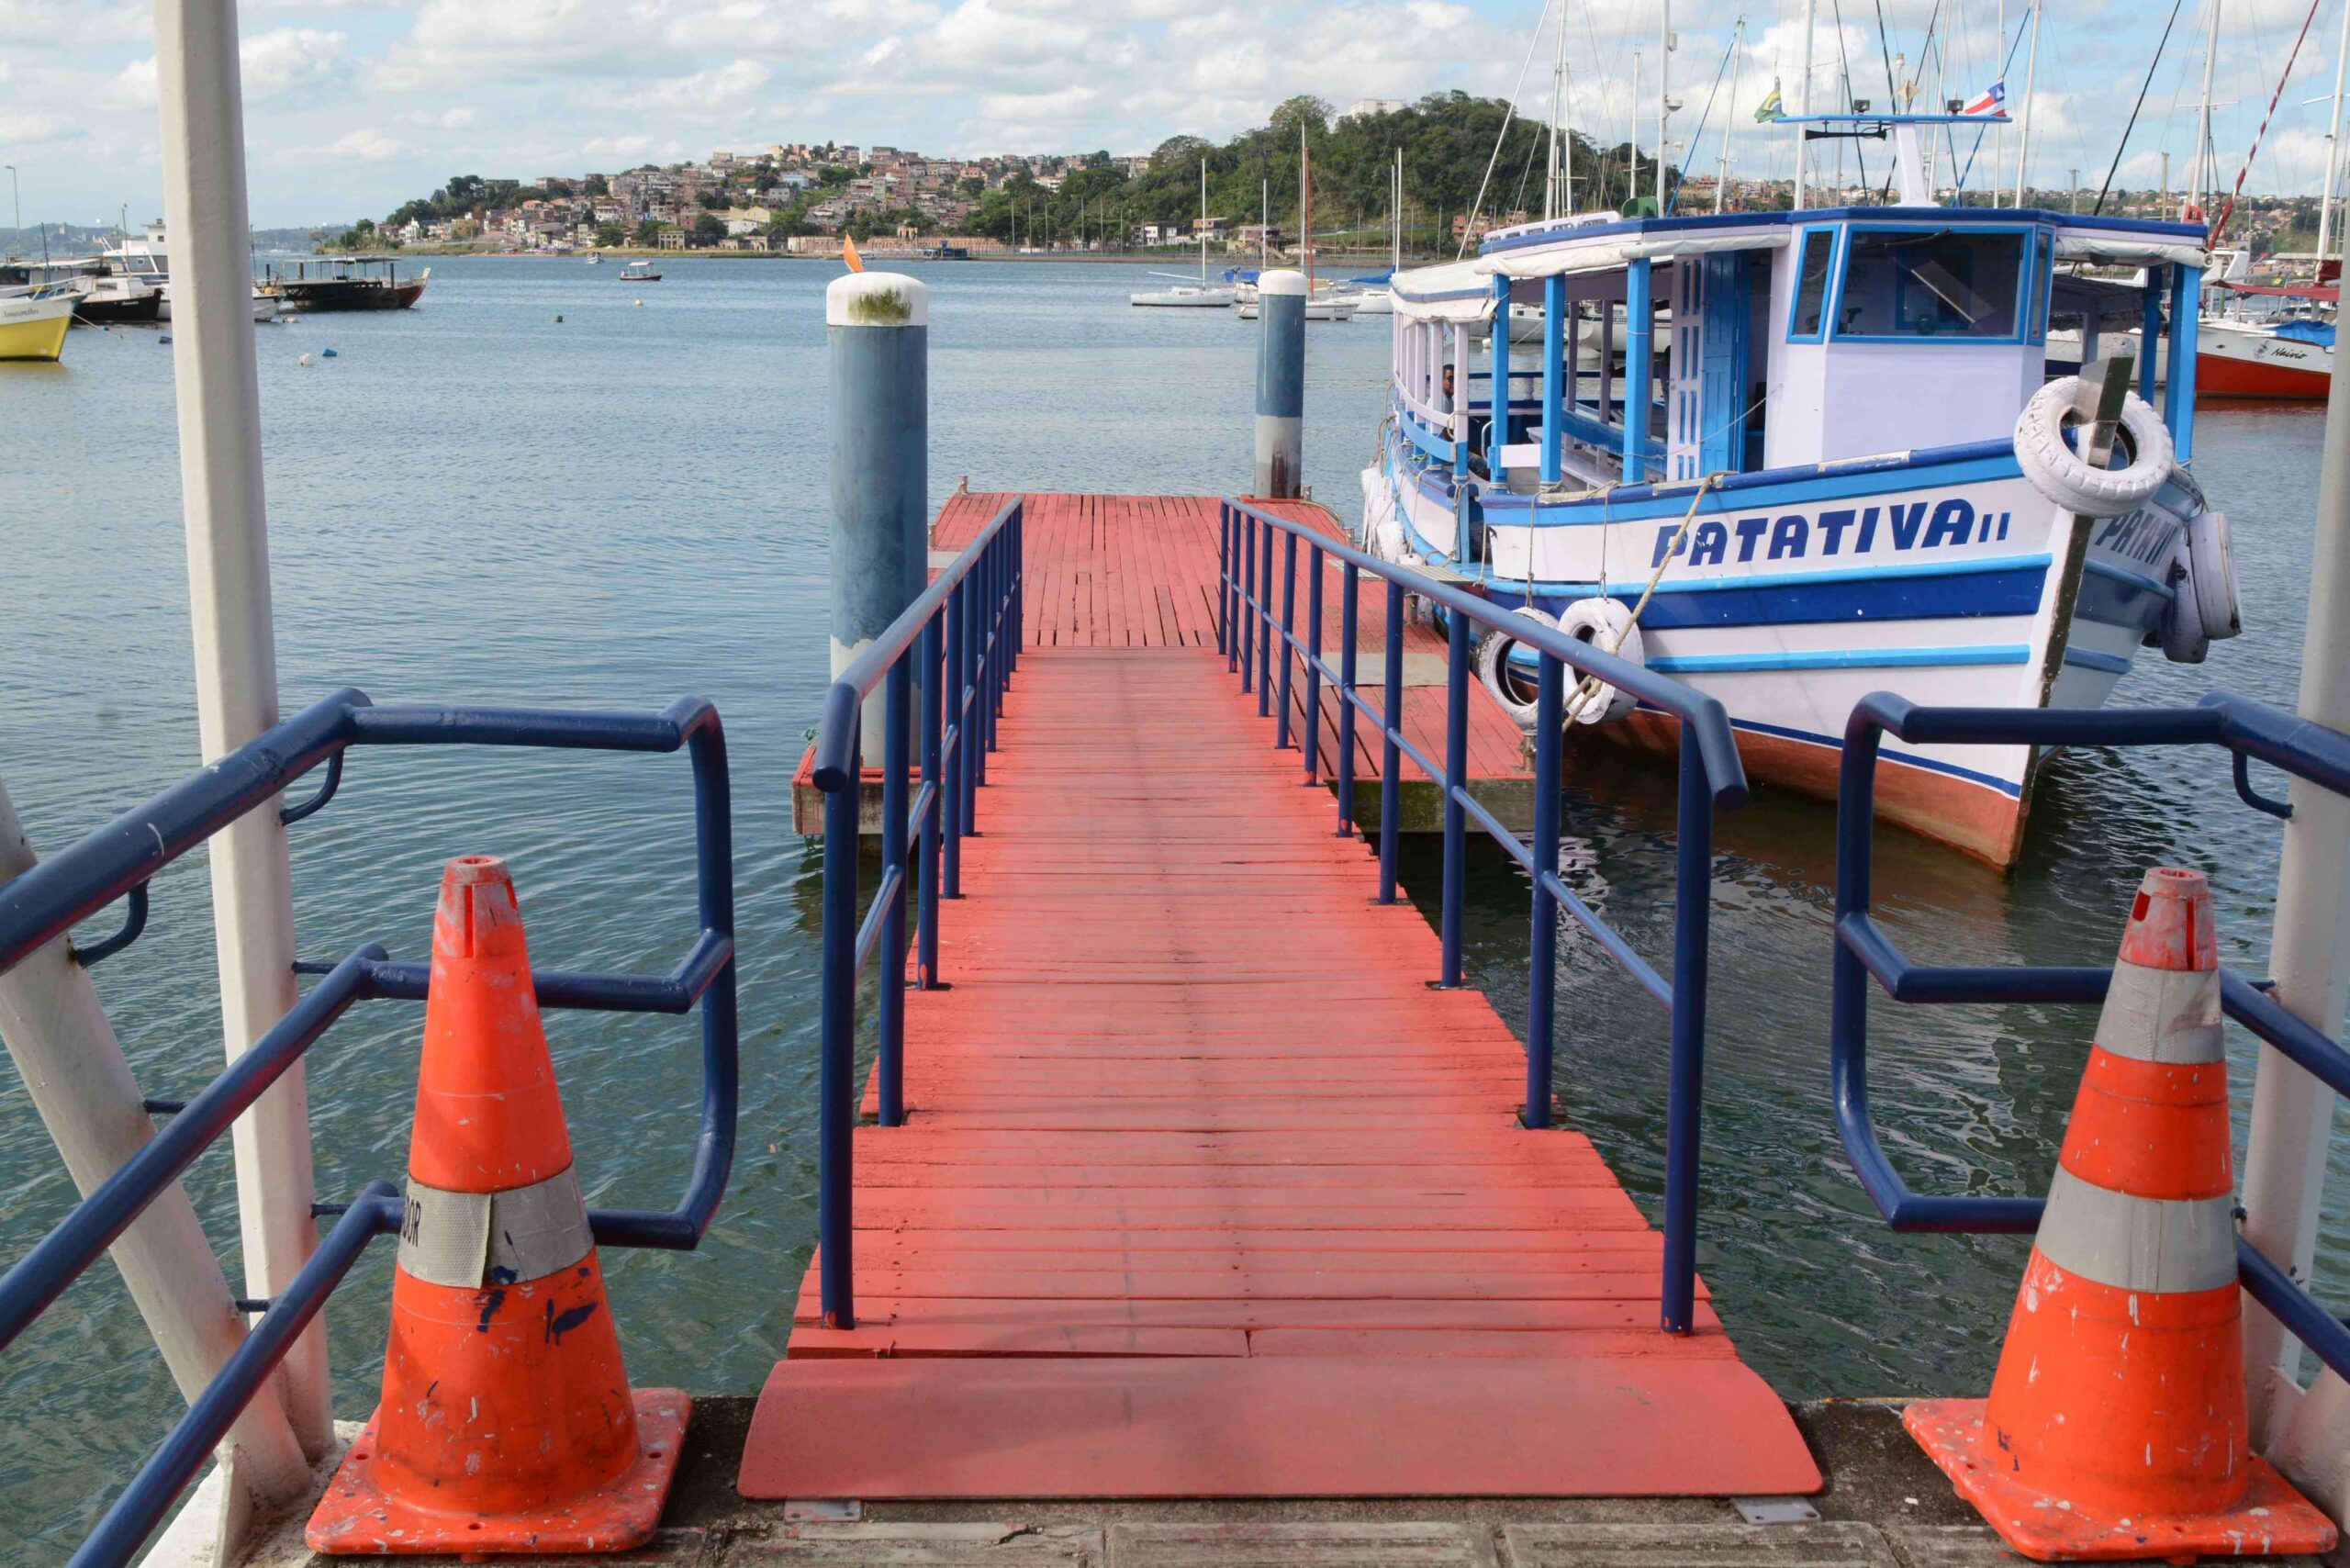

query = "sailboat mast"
[1719,16,1743,213]
[1796,0,1818,208]
[1199,157,1208,284]
[2013,0,2042,206]
[2196,0,2221,219]
[1393,147,1403,271]
[1657,0,1672,209]
[2322,0,2350,263]
[1546,0,1570,219]
[1632,52,1643,204]
[1301,122,1314,295]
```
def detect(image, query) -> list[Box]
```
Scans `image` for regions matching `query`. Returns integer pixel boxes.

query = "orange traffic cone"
[308,856,688,1556]
[1906,867,2336,1562]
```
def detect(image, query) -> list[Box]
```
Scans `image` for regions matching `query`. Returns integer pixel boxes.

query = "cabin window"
[1788,229,1836,341]
[1833,228,2027,341]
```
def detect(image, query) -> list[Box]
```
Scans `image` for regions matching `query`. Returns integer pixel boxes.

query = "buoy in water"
[633,298,643,307]
[321,347,337,358]
[554,314,564,323]
[158,334,172,344]
[298,353,314,367]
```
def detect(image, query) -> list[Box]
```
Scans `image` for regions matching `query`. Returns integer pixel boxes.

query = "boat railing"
[808,496,1024,1330]
[0,689,737,1565]
[1830,689,2350,1380]
[1218,498,1750,1335]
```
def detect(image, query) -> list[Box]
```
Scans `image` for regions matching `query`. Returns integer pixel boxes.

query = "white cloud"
[608,58,772,114]
[322,127,403,162]
[101,56,155,109]
[241,28,347,102]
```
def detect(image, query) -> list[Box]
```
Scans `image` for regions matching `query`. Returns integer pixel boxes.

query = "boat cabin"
[1386,151,2210,544]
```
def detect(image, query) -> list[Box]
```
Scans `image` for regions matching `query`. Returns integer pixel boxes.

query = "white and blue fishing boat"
[1364,114,2243,865]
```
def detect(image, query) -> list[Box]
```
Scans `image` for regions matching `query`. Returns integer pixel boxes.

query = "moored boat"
[1366,116,2241,866]
[0,285,75,361]
[620,261,662,282]
[264,255,427,311]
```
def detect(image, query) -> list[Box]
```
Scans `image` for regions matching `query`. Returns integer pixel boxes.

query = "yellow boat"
[0,287,75,362]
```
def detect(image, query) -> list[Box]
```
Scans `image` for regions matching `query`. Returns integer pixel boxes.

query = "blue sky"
[2,0,2344,228]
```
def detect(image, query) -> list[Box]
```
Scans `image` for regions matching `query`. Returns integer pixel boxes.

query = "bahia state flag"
[1753,78,1785,122]
[1960,79,2009,118]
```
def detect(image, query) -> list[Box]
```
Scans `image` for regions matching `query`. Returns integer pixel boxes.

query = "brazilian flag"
[1754,79,1785,122]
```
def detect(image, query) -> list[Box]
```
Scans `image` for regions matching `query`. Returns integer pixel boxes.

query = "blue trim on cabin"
[1787,225,1838,343]
[1647,644,2033,675]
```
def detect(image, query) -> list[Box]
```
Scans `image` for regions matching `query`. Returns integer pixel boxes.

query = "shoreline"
[319,246,1424,267]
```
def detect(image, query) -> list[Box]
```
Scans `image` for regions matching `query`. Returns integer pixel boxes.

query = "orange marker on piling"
[307,856,687,1556]
[1906,867,2335,1562]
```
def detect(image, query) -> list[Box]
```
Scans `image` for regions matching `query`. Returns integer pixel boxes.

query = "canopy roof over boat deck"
[1441,207,2210,283]
[1390,258,1496,324]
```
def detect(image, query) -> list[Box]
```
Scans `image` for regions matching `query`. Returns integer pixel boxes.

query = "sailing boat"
[1237,124,1357,319]
[1330,149,1401,315]
[1129,159,1237,307]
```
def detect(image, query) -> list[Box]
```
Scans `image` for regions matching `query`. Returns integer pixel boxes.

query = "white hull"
[1366,430,2200,862]
[1131,286,1237,307]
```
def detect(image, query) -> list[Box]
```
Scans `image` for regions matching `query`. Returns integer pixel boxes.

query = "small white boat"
[587,254,604,265]
[1235,296,1357,321]
[1133,283,1237,308]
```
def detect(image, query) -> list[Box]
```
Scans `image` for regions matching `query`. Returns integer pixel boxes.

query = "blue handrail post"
[1304,544,1324,783]
[877,659,911,1127]
[1009,501,1024,678]
[1439,609,1471,986]
[1622,258,1653,484]
[1222,496,1240,658]
[977,549,997,771]
[960,570,982,829]
[1259,521,1275,719]
[818,734,859,1329]
[1525,657,1562,1129]
[1277,530,1298,752]
[1336,563,1359,834]
[1660,738,1712,1334]
[1379,581,1404,902]
[942,582,966,896]
[1540,274,1565,487]
[917,613,944,981]
[1241,511,1257,692]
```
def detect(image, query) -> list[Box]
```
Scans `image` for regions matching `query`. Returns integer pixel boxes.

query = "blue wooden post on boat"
[1539,275,1565,487]
[2165,262,2201,463]
[1255,270,1307,498]
[1490,275,1512,477]
[826,273,929,767]
[2141,281,2163,402]
[1622,259,1652,484]
[1450,326,1472,568]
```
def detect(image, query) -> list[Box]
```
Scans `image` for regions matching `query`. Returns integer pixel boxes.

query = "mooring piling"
[828,271,930,765]
[1254,270,1306,498]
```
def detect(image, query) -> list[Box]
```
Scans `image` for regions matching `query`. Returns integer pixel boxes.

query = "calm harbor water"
[0,255,2342,1559]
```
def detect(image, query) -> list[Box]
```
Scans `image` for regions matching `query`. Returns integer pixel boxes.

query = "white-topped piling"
[1255,270,1306,498]
[828,272,930,766]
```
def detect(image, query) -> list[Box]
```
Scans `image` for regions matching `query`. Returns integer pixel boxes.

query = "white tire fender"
[2014,377,2174,518]
[2185,509,2243,641]
[1473,606,1560,730]
[1556,597,1645,725]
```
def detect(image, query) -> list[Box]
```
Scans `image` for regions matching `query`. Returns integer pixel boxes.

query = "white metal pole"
[1797,0,1818,209]
[2319,0,2350,263]
[155,0,333,1461]
[2241,314,2350,1452]
[1633,52,1644,206]
[2197,0,2222,218]
[1995,0,2008,205]
[2013,0,2042,205]
[1658,0,1672,210]
[1720,17,1743,213]
[0,785,311,1553]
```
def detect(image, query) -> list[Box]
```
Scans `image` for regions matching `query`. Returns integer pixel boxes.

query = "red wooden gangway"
[741,494,1819,1500]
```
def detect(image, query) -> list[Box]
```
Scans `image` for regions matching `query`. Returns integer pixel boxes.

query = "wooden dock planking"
[742,617,1818,1501]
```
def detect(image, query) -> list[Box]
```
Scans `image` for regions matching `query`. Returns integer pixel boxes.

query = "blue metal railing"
[810,497,1023,1330]
[1218,498,1750,1335]
[1830,689,2350,1380]
[0,689,737,1567]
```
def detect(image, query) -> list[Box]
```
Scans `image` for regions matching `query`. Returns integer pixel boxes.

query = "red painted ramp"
[739,1357,1819,1498]
[744,513,1819,1502]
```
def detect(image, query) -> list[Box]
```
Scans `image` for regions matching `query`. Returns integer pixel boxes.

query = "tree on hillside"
[1268,95,1332,140]
[1150,135,1212,173]
[691,213,726,244]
